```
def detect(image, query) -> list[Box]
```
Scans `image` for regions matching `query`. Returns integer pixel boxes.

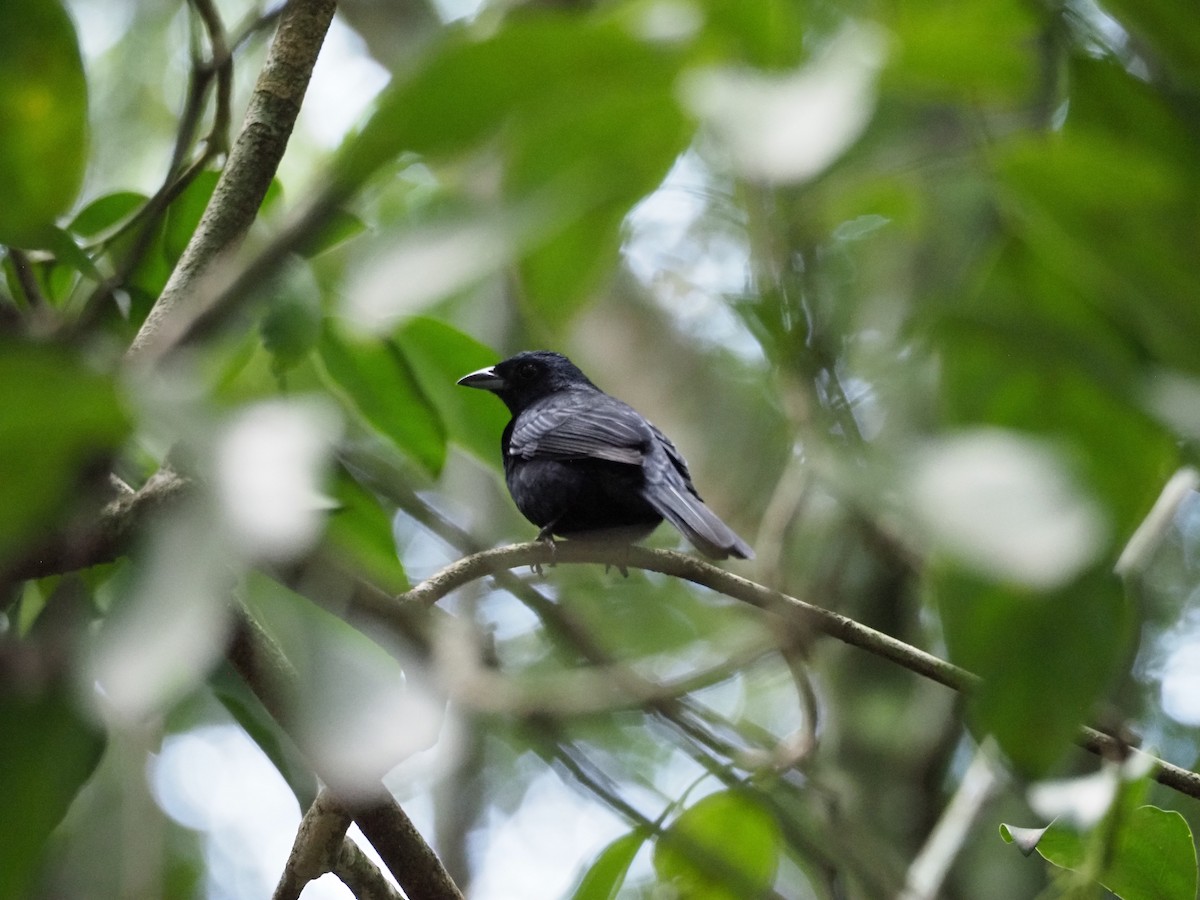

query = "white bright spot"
[681,22,887,184]
[631,0,704,44]
[300,16,391,149]
[1161,642,1200,725]
[1027,767,1118,830]
[908,430,1108,590]
[471,770,630,900]
[343,222,515,333]
[151,724,393,900]
[304,667,454,799]
[87,512,233,722]
[215,399,341,562]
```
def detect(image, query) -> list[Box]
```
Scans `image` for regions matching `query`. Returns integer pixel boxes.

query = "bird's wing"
[508,393,649,466]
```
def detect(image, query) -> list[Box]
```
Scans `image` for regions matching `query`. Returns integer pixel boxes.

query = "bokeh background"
[3,0,1200,897]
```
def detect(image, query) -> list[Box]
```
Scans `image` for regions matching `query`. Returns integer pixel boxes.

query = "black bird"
[457,350,754,560]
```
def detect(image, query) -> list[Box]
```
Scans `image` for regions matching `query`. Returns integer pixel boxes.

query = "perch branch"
[392,541,1200,802]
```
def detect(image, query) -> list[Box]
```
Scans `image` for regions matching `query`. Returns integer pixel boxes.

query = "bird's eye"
[517,361,538,380]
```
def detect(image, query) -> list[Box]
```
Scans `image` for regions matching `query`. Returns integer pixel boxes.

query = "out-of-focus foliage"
[0,0,88,248]
[2,0,1200,897]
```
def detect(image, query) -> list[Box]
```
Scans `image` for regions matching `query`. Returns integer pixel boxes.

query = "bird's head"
[457,350,593,414]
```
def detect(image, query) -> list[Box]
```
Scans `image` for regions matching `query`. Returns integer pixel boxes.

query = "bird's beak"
[457,365,505,391]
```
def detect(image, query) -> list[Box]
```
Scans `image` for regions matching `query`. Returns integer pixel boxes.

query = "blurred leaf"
[335,16,692,327]
[261,295,323,376]
[653,790,780,900]
[68,191,147,239]
[886,0,1038,101]
[318,320,446,475]
[240,571,447,789]
[936,237,1178,531]
[325,466,408,594]
[690,0,807,68]
[0,684,105,900]
[0,343,129,568]
[260,263,324,377]
[558,567,763,660]
[43,225,102,283]
[393,317,509,467]
[1101,0,1200,87]
[0,0,88,248]
[1002,806,1198,900]
[934,566,1132,775]
[298,208,367,258]
[569,829,648,900]
[209,664,319,810]
[164,171,220,264]
[995,134,1200,379]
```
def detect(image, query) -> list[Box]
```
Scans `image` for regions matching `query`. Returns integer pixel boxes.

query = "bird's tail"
[646,483,754,560]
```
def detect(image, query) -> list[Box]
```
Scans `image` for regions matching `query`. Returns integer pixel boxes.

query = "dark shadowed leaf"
[0,685,105,900]
[934,566,1131,775]
[0,344,129,568]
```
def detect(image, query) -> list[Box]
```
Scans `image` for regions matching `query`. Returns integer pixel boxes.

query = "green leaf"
[934,566,1132,775]
[0,0,89,248]
[260,264,323,376]
[653,790,780,900]
[0,343,129,569]
[1003,807,1198,900]
[318,320,446,475]
[68,191,147,239]
[164,171,220,265]
[325,467,408,594]
[569,830,648,900]
[333,16,693,327]
[886,0,1038,102]
[298,208,367,258]
[0,684,105,900]
[393,317,509,467]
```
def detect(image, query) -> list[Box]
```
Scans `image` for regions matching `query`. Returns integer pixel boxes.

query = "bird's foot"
[533,526,559,575]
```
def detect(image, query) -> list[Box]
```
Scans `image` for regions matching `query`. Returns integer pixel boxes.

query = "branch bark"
[127,0,336,361]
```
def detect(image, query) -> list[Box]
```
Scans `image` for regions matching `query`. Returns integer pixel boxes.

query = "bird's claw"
[532,526,558,575]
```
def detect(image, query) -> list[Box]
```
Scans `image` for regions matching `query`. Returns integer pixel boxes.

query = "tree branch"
[227,609,465,900]
[127,0,336,360]
[273,789,354,900]
[3,468,191,586]
[393,541,1200,802]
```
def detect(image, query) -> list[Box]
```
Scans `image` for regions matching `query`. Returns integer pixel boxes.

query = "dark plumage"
[457,350,754,560]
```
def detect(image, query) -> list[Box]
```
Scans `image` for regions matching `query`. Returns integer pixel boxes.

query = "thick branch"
[128,0,336,360]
